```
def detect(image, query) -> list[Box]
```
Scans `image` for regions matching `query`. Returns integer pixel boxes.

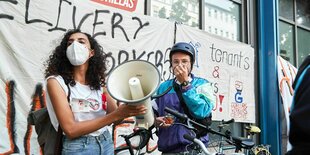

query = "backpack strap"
[173,81,194,120]
[55,82,71,154]
[173,80,212,137]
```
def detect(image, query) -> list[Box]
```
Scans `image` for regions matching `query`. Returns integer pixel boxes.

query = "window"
[204,0,241,41]
[208,8,212,17]
[214,10,218,18]
[279,0,310,66]
[150,0,200,28]
[279,21,295,63]
[297,28,310,63]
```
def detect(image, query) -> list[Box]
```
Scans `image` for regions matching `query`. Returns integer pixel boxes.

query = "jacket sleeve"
[182,81,215,119]
[290,67,310,136]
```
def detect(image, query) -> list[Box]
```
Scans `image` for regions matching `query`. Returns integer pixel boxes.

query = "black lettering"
[132,17,149,39]
[72,6,93,30]
[210,44,216,62]
[92,10,110,38]
[213,82,219,93]
[137,51,146,60]
[244,57,250,70]
[227,53,233,65]
[0,0,17,20]
[238,51,243,68]
[25,0,52,26]
[215,49,222,63]
[146,51,154,61]
[118,50,129,64]
[111,13,129,42]
[48,0,72,32]
[154,50,164,81]
[163,48,173,80]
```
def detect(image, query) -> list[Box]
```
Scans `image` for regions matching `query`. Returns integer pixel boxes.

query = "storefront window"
[279,0,310,66]
[296,0,310,27]
[297,28,310,66]
[279,0,294,21]
[279,21,295,64]
[150,0,200,28]
[204,0,241,41]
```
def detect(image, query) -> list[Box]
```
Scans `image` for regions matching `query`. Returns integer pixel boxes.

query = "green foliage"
[169,0,190,23]
[158,7,167,19]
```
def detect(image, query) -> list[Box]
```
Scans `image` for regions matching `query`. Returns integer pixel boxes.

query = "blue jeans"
[62,130,114,155]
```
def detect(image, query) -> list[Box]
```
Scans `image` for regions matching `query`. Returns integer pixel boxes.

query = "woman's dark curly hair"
[44,29,108,90]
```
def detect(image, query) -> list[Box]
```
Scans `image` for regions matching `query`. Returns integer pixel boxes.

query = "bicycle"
[244,124,271,155]
[207,119,237,154]
[114,125,156,155]
[164,107,255,155]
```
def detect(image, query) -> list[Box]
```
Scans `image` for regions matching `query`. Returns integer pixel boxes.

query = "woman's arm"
[105,88,124,125]
[47,78,146,139]
[105,87,118,114]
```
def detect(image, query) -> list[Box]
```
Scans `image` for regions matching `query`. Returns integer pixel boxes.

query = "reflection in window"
[279,0,310,66]
[296,1,310,27]
[279,21,295,64]
[279,0,294,21]
[297,28,310,66]
[150,0,199,28]
[204,0,241,41]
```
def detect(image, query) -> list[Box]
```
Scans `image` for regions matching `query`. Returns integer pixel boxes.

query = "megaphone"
[106,60,160,129]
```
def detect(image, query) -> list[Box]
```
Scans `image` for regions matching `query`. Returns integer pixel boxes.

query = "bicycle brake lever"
[186,119,196,130]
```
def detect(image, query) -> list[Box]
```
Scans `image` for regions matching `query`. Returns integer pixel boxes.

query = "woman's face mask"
[66,41,90,66]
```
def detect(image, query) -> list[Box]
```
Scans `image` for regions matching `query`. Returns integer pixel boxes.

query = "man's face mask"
[66,41,90,66]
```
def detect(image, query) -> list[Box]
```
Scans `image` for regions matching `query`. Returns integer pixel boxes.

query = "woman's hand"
[115,104,147,119]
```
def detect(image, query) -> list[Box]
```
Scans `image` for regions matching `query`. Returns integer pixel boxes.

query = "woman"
[44,29,146,155]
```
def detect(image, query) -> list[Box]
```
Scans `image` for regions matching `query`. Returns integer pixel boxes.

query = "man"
[287,55,310,155]
[153,42,215,154]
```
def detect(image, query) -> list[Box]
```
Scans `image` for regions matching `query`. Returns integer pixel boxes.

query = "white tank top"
[45,75,107,136]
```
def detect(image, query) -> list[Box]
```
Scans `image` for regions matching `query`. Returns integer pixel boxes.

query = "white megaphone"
[106,60,160,129]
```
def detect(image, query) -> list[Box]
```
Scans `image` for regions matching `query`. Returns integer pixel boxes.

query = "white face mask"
[66,41,90,66]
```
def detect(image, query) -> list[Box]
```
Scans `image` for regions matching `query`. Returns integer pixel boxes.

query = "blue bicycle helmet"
[169,42,195,68]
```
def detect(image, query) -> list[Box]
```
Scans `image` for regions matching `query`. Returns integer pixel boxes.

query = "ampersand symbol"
[212,66,220,78]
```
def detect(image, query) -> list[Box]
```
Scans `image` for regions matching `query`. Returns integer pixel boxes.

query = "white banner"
[277,56,297,151]
[176,24,256,123]
[0,1,172,154]
[0,1,255,154]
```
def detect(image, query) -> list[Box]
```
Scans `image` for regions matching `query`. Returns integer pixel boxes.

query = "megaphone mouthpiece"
[129,77,144,100]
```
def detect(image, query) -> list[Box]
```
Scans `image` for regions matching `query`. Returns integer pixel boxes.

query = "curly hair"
[44,29,109,90]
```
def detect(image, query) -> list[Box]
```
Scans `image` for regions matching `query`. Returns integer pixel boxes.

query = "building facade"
[142,0,309,155]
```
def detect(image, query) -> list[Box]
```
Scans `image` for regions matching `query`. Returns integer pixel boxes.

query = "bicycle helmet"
[169,42,195,68]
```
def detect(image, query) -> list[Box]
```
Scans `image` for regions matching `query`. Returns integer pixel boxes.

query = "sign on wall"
[176,24,256,122]
[0,0,255,154]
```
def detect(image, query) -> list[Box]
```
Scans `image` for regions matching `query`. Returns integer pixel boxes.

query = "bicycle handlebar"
[222,118,234,124]
[164,107,255,151]
[183,134,211,155]
[164,106,188,121]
